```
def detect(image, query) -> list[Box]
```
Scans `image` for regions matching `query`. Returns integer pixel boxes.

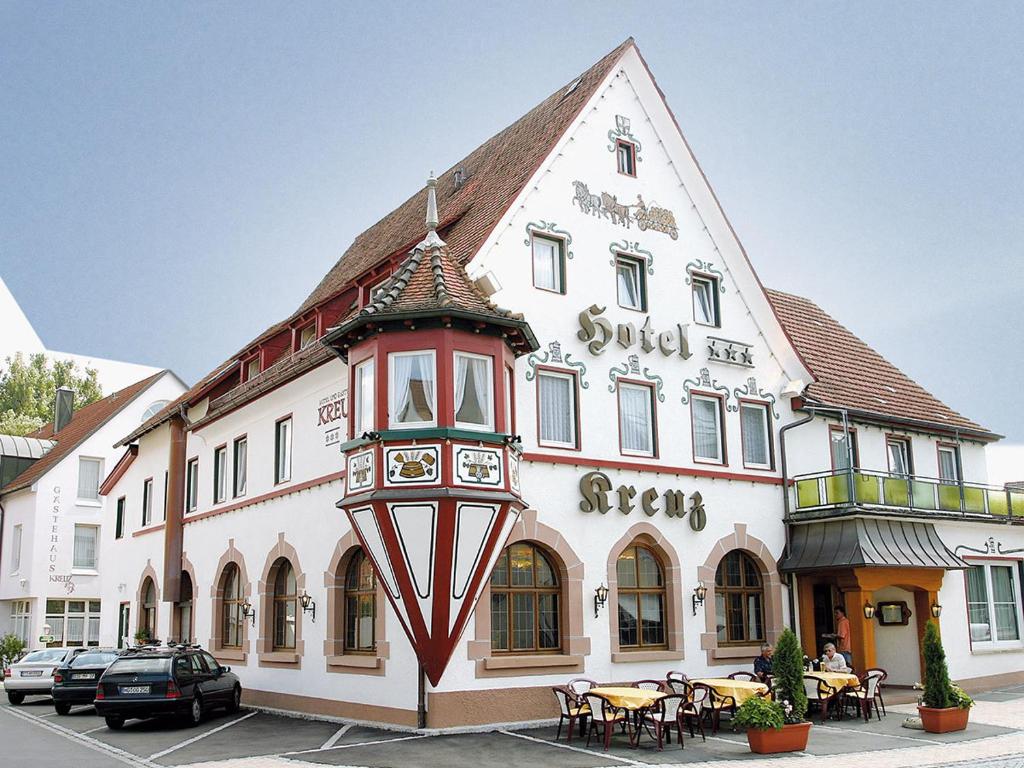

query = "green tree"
[921,619,954,709]
[0,353,102,435]
[772,628,808,722]
[0,633,26,667]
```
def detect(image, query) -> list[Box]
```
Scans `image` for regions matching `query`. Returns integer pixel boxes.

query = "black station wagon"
[94,645,241,729]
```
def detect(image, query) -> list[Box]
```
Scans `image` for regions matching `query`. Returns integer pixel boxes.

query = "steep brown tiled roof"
[766,289,995,438]
[1,371,168,495]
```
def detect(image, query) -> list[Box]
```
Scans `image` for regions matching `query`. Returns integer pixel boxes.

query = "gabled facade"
[99,39,1020,729]
[0,370,186,648]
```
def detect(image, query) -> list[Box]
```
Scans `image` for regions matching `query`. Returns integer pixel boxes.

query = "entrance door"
[812,583,835,657]
[117,603,130,649]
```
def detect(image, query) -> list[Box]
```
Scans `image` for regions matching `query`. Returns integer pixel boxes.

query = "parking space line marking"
[286,733,428,755]
[82,724,110,735]
[1,705,154,767]
[319,722,353,750]
[499,729,645,765]
[146,710,258,760]
[813,722,945,745]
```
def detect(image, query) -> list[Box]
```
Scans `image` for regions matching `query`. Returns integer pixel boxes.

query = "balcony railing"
[792,468,1024,520]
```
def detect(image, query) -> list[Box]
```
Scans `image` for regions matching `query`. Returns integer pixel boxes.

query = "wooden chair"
[844,670,884,722]
[633,679,666,691]
[680,685,708,742]
[692,682,735,734]
[864,667,888,715]
[637,693,687,751]
[583,692,628,752]
[803,674,841,722]
[728,671,759,682]
[551,686,590,743]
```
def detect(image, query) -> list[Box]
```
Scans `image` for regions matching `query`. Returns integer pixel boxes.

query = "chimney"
[54,387,75,433]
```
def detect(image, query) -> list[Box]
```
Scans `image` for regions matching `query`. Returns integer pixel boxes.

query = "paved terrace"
[2,683,1023,767]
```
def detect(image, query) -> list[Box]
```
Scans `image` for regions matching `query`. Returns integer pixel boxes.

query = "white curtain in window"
[693,280,714,324]
[532,238,558,291]
[538,374,573,445]
[391,355,415,423]
[420,356,435,419]
[740,404,768,465]
[78,458,100,500]
[455,355,492,426]
[616,262,640,308]
[619,385,652,454]
[831,431,852,470]
[992,566,1020,641]
[693,398,721,460]
[454,355,470,416]
[355,361,374,433]
[73,526,97,569]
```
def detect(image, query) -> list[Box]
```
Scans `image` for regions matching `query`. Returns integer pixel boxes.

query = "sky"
[1,3,1022,459]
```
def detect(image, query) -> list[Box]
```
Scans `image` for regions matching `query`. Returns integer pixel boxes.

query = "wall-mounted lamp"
[931,603,943,618]
[300,591,317,622]
[692,582,708,616]
[863,602,876,620]
[241,600,256,627]
[594,584,609,618]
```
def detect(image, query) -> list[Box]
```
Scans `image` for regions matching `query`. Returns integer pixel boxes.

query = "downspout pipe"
[779,411,815,633]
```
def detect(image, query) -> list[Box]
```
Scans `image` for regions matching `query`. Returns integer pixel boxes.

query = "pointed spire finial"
[425,172,439,232]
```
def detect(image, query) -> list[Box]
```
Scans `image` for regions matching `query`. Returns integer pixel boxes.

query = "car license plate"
[21,670,43,677]
[72,673,94,680]
[119,685,150,695]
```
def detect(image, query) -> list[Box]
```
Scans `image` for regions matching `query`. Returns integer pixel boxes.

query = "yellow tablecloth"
[691,678,769,704]
[589,686,665,711]
[807,671,860,689]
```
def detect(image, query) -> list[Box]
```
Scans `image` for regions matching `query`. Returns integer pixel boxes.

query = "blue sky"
[2,3,1022,445]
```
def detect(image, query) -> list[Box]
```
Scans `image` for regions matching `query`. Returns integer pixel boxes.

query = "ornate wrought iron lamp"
[299,591,316,622]
[594,583,609,618]
[240,600,255,627]
[692,582,708,616]
[863,602,876,620]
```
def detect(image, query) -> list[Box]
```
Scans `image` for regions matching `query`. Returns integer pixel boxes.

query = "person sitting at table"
[753,643,773,681]
[821,643,851,672]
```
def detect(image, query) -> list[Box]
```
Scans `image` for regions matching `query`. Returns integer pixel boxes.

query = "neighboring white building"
[0,275,160,394]
[99,39,1021,730]
[0,370,186,648]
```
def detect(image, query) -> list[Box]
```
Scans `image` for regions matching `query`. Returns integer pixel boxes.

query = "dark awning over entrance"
[780,518,969,573]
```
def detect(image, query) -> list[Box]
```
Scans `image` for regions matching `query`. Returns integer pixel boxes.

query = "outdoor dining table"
[589,686,666,711]
[690,677,769,704]
[807,671,860,690]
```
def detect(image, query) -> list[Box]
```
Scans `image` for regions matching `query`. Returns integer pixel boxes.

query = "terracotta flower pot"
[746,722,812,754]
[918,705,970,733]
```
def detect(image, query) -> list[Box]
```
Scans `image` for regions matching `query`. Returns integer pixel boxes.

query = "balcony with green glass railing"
[791,468,1024,521]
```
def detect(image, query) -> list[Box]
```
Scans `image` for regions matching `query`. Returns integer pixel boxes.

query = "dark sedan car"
[52,649,121,714]
[94,646,241,730]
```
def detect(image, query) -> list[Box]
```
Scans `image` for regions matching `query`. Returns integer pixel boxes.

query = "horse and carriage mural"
[571,180,679,240]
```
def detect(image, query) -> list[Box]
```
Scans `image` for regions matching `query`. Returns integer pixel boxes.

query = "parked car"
[94,645,241,729]
[52,649,122,715]
[4,648,89,704]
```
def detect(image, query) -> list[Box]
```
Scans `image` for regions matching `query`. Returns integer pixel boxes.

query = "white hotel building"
[96,39,1023,729]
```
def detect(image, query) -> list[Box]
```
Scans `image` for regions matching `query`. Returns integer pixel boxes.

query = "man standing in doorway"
[834,605,853,668]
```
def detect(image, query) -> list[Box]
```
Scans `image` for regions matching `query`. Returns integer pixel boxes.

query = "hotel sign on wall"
[577,304,692,359]
[578,471,707,531]
[317,390,347,447]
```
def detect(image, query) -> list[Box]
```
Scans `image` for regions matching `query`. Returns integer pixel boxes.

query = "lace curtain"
[619,385,652,454]
[539,374,573,444]
[740,404,767,465]
[693,398,720,460]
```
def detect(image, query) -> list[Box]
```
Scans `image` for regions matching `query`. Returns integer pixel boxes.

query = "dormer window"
[389,351,436,428]
[245,358,260,382]
[615,254,646,312]
[616,140,637,177]
[299,324,317,349]
[453,352,494,431]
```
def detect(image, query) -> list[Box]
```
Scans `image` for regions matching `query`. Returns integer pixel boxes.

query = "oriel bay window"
[272,559,298,651]
[616,545,667,649]
[739,401,771,469]
[715,550,765,645]
[344,549,377,653]
[453,352,494,430]
[615,254,646,311]
[966,562,1023,647]
[490,543,560,653]
[537,370,578,449]
[389,351,436,427]
[618,381,655,457]
[691,394,724,464]
[353,359,375,436]
[531,234,565,294]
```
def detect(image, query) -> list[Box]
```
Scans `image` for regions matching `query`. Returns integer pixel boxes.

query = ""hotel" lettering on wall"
[577,304,692,359]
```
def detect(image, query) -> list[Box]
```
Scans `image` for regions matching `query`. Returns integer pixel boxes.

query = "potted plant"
[917,620,972,733]
[134,629,153,646]
[734,628,811,753]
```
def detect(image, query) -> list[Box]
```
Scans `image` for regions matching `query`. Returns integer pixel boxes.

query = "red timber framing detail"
[99,445,138,496]
[520,452,784,486]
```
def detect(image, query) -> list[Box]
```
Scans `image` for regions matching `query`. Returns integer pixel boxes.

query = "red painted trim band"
[133,523,165,538]
[183,470,346,525]
[521,452,784,485]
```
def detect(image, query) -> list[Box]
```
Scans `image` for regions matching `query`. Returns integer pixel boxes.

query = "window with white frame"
[454,352,494,430]
[503,366,513,433]
[353,359,375,436]
[537,371,577,449]
[615,254,646,311]
[966,562,1023,647]
[887,437,913,477]
[246,358,260,381]
[10,524,22,573]
[830,427,859,470]
[691,275,720,327]
[692,395,724,463]
[44,599,101,648]
[185,458,198,513]
[616,140,637,176]
[77,457,102,501]
[142,478,154,526]
[10,600,31,644]
[618,382,655,457]
[233,436,247,497]
[213,446,227,503]
[299,324,317,349]
[73,525,98,570]
[740,402,771,468]
[938,445,960,482]
[531,235,565,293]
[275,418,292,483]
[389,351,436,427]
